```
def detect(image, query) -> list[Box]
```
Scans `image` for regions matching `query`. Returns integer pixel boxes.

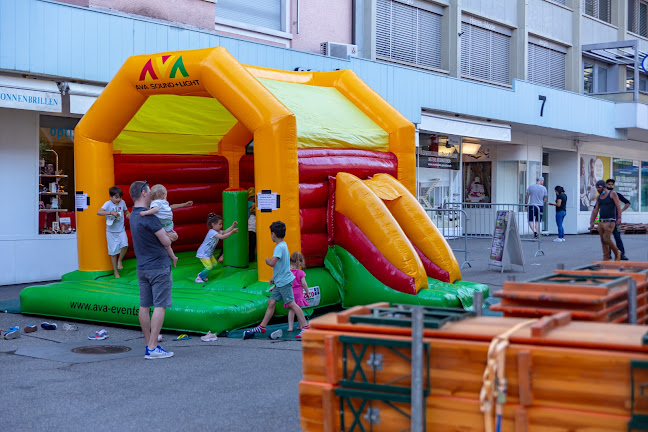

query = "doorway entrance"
[543,149,578,236]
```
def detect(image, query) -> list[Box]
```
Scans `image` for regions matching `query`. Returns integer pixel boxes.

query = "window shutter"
[418,7,442,68]
[630,0,638,33]
[376,0,442,69]
[216,0,282,31]
[584,0,611,23]
[528,42,566,90]
[461,22,510,85]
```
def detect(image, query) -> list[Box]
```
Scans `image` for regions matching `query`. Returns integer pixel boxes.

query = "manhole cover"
[71,345,132,355]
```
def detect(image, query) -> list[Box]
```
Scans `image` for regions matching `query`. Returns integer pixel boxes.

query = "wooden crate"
[491,273,641,323]
[302,327,648,416]
[300,379,631,432]
[554,266,648,322]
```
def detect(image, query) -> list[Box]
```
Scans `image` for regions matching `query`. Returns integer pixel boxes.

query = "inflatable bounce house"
[20,47,487,333]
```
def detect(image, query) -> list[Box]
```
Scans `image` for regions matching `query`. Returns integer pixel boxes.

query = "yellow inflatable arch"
[74,47,420,282]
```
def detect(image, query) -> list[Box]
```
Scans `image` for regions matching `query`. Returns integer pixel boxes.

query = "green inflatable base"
[19,248,489,334]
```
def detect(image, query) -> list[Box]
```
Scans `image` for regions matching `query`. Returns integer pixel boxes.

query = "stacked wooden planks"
[490,262,648,323]
[299,302,648,432]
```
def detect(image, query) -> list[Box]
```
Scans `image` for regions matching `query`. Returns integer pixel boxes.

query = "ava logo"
[139,55,189,82]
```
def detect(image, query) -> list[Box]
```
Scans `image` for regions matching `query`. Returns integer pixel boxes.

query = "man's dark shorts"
[138,266,173,308]
[528,205,543,222]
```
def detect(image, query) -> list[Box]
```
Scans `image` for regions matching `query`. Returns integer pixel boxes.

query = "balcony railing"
[587,91,648,104]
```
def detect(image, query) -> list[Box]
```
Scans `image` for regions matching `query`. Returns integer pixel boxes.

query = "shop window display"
[417,133,461,208]
[612,158,640,212]
[39,116,78,235]
[642,162,648,213]
[464,162,491,203]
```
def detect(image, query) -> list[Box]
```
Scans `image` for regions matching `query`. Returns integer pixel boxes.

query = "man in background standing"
[606,178,631,260]
[526,176,548,239]
[590,180,622,261]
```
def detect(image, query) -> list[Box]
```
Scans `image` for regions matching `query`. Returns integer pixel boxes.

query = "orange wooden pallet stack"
[299,302,648,432]
[554,262,648,323]
[490,272,644,323]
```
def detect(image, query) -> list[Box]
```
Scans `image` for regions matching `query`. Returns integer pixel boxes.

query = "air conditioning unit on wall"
[320,42,358,59]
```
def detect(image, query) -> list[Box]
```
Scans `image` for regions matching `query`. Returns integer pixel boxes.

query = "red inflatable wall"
[239,150,398,268]
[114,154,229,256]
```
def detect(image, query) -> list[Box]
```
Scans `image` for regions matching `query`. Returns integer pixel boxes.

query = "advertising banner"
[579,154,610,211]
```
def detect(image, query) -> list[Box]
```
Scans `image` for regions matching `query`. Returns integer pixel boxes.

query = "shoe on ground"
[157,334,163,342]
[88,329,109,340]
[145,345,174,359]
[621,255,629,261]
[4,328,20,340]
[41,322,57,330]
[533,232,538,239]
[553,238,562,242]
[195,276,205,283]
[62,323,78,331]
[200,331,218,342]
[24,325,37,333]
[560,238,566,242]
[269,329,283,340]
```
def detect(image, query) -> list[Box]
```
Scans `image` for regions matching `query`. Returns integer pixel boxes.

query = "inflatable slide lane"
[329,172,482,308]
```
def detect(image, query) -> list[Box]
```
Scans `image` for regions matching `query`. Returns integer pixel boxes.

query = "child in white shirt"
[96,186,130,278]
[195,213,238,283]
[140,184,192,242]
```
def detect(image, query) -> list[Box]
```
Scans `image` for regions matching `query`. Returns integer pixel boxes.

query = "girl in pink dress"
[286,252,310,332]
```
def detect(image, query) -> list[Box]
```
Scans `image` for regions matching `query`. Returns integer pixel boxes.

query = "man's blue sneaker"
[145,345,174,360]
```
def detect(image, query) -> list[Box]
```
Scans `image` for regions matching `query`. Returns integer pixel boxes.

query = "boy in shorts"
[97,186,130,278]
[243,221,309,339]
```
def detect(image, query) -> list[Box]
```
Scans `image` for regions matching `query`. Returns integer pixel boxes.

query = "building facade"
[0,0,647,284]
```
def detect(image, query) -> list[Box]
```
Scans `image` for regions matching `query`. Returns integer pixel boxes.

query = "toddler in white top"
[140,184,192,241]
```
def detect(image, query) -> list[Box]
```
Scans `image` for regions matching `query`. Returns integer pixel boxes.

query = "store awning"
[59,82,105,114]
[419,113,511,142]
[0,75,61,113]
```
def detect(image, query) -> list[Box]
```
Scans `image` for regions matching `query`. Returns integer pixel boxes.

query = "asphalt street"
[1,232,647,431]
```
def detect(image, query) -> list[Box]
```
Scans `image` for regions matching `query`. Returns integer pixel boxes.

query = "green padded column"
[223,189,249,268]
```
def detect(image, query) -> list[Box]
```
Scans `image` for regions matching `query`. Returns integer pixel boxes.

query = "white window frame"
[214,0,292,46]
[583,60,611,93]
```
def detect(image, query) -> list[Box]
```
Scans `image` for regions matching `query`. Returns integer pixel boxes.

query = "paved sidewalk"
[452,233,648,290]
[0,233,646,431]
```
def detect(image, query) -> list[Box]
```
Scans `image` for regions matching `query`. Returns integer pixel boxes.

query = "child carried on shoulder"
[139,184,192,242]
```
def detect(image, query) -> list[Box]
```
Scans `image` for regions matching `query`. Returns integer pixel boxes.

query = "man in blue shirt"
[129,180,177,359]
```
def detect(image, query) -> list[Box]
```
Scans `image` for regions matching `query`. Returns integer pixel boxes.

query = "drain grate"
[71,345,132,355]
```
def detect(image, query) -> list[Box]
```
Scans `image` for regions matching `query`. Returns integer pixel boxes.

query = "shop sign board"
[0,86,61,112]
[488,210,524,273]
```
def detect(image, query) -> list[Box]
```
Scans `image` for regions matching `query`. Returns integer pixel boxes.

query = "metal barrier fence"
[443,202,545,258]
[423,208,470,269]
